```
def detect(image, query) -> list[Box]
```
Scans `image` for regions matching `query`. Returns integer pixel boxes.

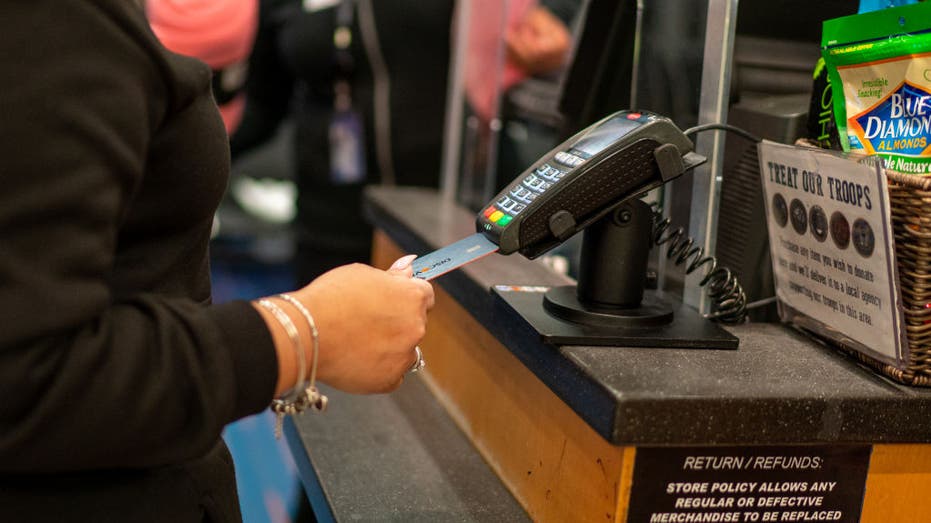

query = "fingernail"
[390,254,418,270]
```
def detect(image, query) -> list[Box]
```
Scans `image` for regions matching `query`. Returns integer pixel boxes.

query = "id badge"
[328,109,366,185]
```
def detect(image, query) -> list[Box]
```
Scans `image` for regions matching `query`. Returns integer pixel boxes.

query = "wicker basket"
[867,169,931,385]
[791,140,931,386]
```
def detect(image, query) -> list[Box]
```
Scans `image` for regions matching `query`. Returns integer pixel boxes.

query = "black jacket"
[0,1,278,520]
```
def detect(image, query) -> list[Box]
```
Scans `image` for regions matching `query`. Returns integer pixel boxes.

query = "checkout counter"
[284,186,931,522]
[277,2,931,520]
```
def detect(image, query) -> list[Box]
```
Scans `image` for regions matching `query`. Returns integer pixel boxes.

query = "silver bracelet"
[276,293,328,414]
[257,299,305,398]
[257,298,318,439]
[277,293,321,388]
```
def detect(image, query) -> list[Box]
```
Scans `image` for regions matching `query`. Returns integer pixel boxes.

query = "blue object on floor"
[211,256,308,523]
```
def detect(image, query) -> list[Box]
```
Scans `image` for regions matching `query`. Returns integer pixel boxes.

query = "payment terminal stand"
[482,111,739,349]
[492,198,739,349]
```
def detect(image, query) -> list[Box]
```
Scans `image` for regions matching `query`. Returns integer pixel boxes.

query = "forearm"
[0,298,278,472]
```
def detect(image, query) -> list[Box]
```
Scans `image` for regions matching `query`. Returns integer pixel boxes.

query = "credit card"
[412,233,499,280]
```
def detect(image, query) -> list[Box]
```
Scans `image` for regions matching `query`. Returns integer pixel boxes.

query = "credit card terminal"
[476,110,706,258]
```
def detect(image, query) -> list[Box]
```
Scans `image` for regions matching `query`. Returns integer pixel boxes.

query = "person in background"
[230,0,455,283]
[0,2,433,521]
[457,0,578,211]
[493,0,580,192]
[464,0,574,128]
[146,0,259,135]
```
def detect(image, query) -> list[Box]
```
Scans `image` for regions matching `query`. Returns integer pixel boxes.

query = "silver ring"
[408,346,426,374]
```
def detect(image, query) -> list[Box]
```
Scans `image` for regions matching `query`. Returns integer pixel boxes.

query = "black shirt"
[0,1,278,520]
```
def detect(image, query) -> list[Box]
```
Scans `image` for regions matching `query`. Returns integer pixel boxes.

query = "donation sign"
[626,445,872,523]
[757,141,905,365]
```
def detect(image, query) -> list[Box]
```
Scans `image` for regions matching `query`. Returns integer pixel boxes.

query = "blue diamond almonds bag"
[822,2,931,175]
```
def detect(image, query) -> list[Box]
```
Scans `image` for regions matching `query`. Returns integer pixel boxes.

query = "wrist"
[254,295,327,439]
[274,294,320,386]
[252,300,303,397]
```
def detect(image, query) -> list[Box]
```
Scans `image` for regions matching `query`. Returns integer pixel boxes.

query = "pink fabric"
[464,0,535,123]
[146,0,258,70]
[147,0,258,133]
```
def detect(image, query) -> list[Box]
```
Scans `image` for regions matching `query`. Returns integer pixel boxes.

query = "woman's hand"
[290,255,434,394]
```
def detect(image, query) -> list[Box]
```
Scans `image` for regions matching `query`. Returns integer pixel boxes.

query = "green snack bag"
[822,2,931,175]
[807,57,842,150]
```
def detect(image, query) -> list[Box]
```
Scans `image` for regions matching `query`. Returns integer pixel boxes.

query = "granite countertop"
[285,374,530,522]
[364,185,931,446]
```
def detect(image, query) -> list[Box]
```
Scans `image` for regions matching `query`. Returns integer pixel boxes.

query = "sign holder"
[758,141,906,368]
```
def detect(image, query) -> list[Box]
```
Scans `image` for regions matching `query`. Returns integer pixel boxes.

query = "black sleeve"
[229,0,298,158]
[0,1,278,473]
[541,0,583,26]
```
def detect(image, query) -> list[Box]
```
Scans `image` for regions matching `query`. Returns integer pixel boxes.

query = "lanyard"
[333,0,355,110]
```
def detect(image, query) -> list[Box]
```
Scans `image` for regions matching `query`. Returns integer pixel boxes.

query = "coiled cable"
[651,205,748,324]
[646,122,762,324]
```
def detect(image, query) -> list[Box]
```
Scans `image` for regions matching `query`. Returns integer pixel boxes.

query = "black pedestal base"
[544,285,674,328]
[492,285,739,349]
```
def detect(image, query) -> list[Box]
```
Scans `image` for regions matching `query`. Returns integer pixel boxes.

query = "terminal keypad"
[482,156,580,227]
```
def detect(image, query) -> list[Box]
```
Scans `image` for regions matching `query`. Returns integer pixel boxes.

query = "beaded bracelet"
[257,298,321,439]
